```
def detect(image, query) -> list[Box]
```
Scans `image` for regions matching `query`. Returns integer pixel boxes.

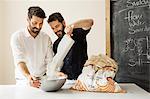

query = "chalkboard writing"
[111,0,150,92]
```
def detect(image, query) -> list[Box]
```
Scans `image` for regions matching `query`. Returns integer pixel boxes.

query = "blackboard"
[111,0,150,92]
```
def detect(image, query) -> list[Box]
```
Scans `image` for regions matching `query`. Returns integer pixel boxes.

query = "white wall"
[0,0,106,84]
[0,2,4,83]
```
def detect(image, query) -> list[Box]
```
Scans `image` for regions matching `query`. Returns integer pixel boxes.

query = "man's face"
[28,15,44,34]
[49,20,65,38]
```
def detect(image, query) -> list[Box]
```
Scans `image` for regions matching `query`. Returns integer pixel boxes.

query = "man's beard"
[28,23,41,34]
[31,27,41,34]
[55,26,65,38]
[56,31,65,38]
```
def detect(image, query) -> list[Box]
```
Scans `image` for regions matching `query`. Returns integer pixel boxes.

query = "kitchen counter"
[0,83,149,99]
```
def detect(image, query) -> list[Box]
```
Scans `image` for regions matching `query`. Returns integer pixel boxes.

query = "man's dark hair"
[28,6,46,19]
[47,12,64,23]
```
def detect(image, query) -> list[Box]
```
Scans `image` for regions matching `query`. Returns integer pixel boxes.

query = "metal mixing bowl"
[40,75,67,92]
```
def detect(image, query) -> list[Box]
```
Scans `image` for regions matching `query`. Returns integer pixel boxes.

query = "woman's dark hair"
[47,12,64,23]
[28,6,46,19]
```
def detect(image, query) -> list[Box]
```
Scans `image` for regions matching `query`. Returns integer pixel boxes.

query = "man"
[10,6,53,88]
[47,12,93,80]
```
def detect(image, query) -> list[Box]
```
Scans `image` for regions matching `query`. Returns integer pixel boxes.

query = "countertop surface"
[0,83,149,99]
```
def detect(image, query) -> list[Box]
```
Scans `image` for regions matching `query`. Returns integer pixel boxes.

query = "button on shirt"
[11,28,53,81]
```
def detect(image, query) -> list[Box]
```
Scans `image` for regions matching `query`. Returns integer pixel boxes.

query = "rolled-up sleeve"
[10,33,26,66]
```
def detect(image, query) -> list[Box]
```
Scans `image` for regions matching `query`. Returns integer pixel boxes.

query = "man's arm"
[18,62,40,88]
[10,33,40,88]
[70,19,94,30]
[18,62,30,78]
[65,19,93,37]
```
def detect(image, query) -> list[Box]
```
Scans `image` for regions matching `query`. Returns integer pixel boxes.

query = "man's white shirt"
[10,28,53,82]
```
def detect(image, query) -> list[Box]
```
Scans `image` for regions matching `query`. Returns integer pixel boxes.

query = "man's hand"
[27,75,41,88]
[64,25,74,36]
[56,72,67,77]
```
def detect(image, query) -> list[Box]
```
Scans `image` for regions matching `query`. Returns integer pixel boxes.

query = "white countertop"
[0,83,149,99]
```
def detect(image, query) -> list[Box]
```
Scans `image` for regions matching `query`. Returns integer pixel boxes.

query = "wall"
[0,0,106,84]
[0,2,4,83]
